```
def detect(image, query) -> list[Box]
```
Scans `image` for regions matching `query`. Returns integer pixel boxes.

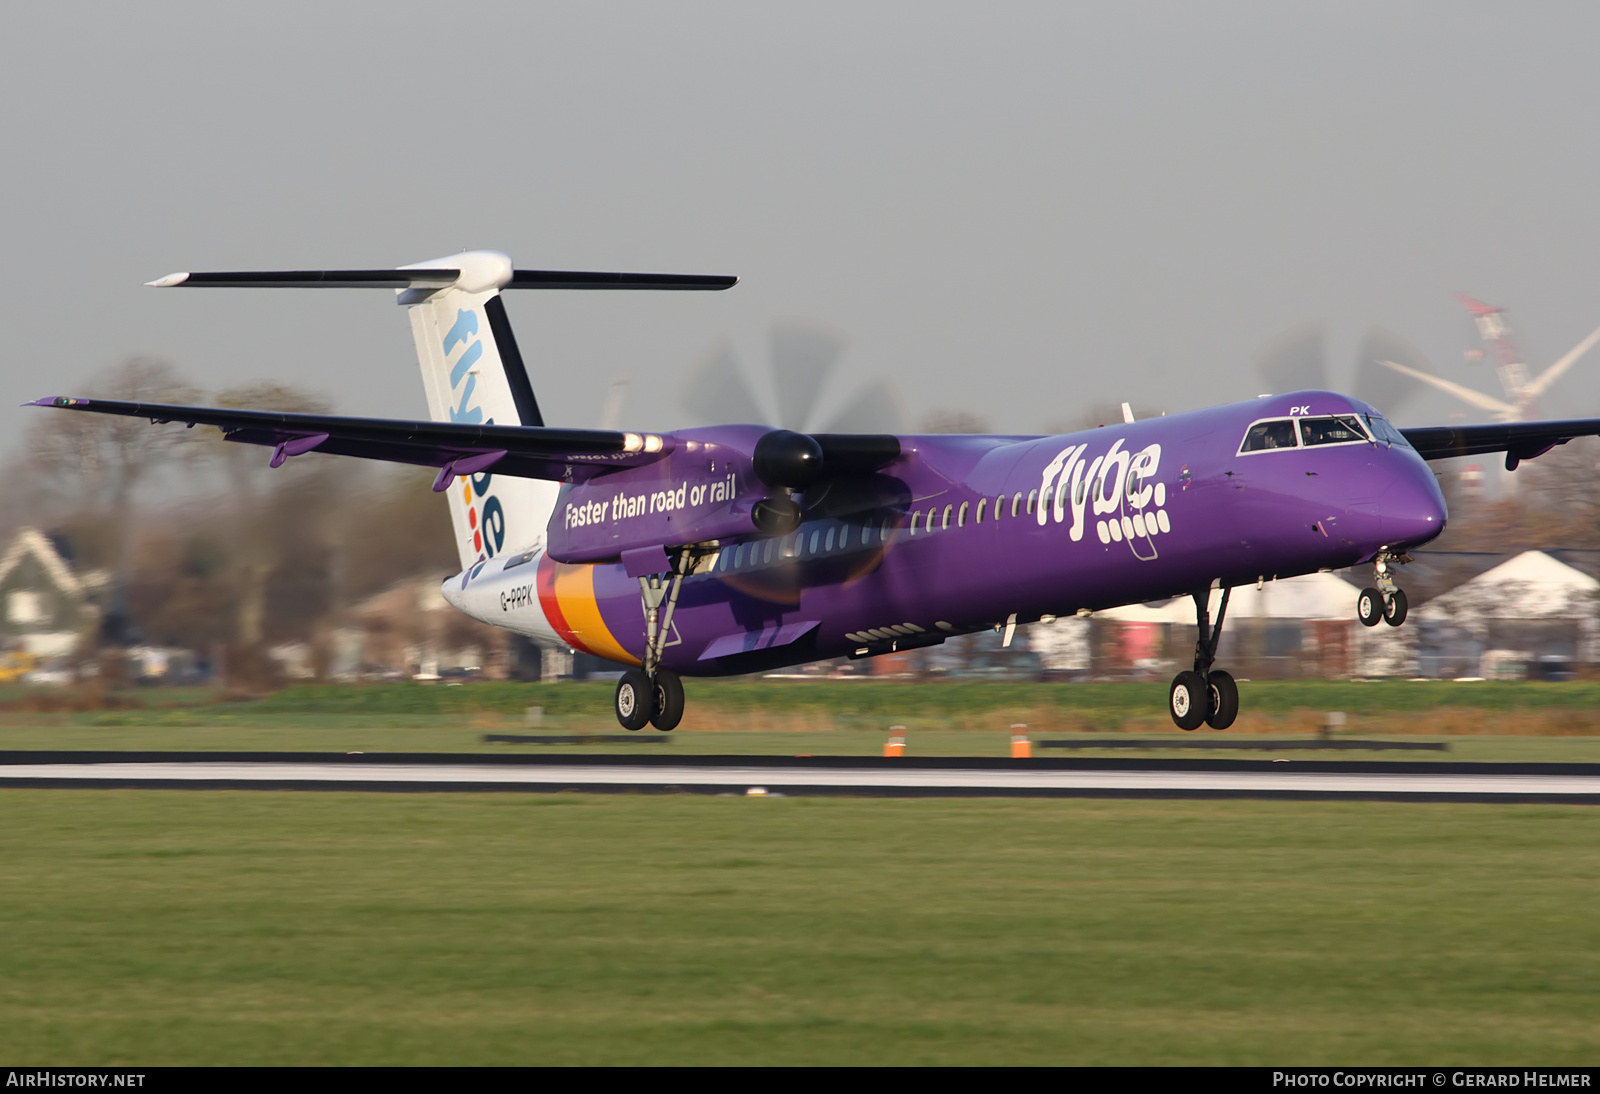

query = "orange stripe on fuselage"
[536,556,580,648]
[536,556,639,666]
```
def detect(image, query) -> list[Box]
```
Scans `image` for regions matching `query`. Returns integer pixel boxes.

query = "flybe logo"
[1038,438,1169,561]
[443,308,506,561]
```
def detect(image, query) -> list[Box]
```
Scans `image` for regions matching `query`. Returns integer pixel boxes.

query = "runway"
[0,752,1597,802]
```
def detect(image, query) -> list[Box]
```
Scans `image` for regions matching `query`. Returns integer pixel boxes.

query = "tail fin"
[146,250,735,571]
[399,252,555,569]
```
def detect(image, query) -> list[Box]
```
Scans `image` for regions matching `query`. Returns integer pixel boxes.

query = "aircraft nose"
[1378,460,1447,548]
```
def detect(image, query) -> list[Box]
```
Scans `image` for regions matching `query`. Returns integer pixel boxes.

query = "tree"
[20,357,200,565]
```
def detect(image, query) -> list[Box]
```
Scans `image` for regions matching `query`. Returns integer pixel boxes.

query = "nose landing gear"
[1169,587,1239,731]
[1357,549,1411,628]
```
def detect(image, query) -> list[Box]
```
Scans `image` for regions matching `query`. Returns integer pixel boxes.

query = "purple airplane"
[32,252,1600,730]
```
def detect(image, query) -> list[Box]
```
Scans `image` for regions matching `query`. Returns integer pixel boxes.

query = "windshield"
[1299,415,1370,446]
[1361,414,1412,449]
[1240,419,1299,453]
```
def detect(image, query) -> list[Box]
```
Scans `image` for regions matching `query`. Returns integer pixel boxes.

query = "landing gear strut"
[1358,549,1410,629]
[614,548,700,731]
[1169,587,1238,731]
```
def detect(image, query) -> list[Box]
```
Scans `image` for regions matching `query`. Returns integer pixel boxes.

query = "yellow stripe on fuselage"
[553,564,640,666]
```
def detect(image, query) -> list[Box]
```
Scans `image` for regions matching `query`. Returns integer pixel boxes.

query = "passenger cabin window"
[1026,490,1037,514]
[976,499,987,523]
[1299,415,1369,446]
[1011,492,1022,517]
[1240,419,1299,453]
[958,501,969,527]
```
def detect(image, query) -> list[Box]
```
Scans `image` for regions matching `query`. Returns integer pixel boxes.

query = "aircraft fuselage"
[442,390,1446,675]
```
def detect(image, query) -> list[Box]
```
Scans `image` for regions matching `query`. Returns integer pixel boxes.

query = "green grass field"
[3,680,1600,761]
[0,681,1595,1064]
[0,790,1594,1065]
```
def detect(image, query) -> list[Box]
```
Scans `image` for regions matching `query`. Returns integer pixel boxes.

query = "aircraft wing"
[28,397,671,485]
[1400,418,1600,469]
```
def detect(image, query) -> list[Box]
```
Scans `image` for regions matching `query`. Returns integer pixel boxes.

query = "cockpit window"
[1298,415,1370,446]
[1361,414,1412,449]
[1240,419,1299,453]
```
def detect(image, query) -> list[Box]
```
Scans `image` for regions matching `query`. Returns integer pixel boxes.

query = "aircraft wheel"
[1169,671,1209,731]
[615,668,655,731]
[1205,670,1239,730]
[650,669,684,731]
[1383,588,1408,627]
[1356,587,1384,627]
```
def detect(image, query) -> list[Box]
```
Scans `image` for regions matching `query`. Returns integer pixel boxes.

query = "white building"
[1415,550,1599,678]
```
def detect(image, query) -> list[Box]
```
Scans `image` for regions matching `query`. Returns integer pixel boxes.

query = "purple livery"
[33,252,1600,730]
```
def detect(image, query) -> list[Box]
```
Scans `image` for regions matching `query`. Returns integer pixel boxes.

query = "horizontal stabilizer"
[147,268,736,291]
[28,397,672,484]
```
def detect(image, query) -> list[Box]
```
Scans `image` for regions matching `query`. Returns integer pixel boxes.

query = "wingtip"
[146,272,190,288]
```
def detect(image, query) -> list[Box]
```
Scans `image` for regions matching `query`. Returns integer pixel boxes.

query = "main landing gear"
[613,548,700,731]
[1169,587,1239,731]
[1357,549,1410,629]
[615,666,684,732]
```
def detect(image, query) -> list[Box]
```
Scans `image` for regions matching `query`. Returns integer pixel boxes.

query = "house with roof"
[0,527,108,665]
[1414,550,1600,678]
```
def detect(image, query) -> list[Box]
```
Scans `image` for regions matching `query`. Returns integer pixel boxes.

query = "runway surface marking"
[1,760,1597,799]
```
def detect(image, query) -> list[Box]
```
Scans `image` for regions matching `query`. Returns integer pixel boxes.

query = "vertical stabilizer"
[399,251,559,570]
[142,250,736,575]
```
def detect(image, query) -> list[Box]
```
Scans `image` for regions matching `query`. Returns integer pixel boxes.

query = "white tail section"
[144,250,735,575]
[400,251,559,571]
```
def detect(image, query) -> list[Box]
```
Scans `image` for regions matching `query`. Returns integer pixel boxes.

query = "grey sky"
[5,1,1600,453]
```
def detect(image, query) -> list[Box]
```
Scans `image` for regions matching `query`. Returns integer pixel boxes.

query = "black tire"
[650,669,684,731]
[1205,670,1239,730]
[1357,587,1383,627]
[1169,671,1209,731]
[1383,588,1408,627]
[614,668,655,731]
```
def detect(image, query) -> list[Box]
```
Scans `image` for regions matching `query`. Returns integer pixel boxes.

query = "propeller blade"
[1353,328,1431,413]
[679,343,771,426]
[802,473,913,520]
[1254,322,1328,393]
[819,378,906,435]
[769,323,845,432]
